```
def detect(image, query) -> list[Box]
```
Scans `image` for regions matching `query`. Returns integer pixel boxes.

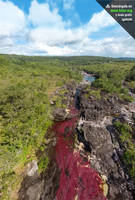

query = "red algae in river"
[53,107,106,200]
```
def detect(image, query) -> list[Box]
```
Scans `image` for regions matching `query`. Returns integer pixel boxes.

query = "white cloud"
[29,27,84,46]
[29,0,67,28]
[0,0,135,57]
[28,7,117,56]
[86,10,116,34]
[0,0,26,36]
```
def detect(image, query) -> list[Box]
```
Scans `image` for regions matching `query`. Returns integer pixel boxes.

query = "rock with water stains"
[19,153,59,200]
[82,124,134,199]
[83,125,116,175]
[19,174,44,200]
[40,162,60,200]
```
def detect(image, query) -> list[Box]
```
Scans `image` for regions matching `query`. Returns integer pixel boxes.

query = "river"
[53,74,106,200]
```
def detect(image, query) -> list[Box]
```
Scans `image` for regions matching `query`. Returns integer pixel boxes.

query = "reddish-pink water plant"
[53,107,106,200]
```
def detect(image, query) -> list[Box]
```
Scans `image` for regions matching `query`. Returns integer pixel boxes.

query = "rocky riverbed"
[19,76,135,200]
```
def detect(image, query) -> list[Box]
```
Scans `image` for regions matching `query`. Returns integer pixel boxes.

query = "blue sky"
[3,0,102,23]
[0,0,135,57]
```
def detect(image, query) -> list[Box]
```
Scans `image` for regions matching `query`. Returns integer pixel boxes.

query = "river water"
[84,75,95,83]
[83,73,95,84]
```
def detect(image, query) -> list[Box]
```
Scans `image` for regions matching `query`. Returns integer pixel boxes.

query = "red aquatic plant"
[53,107,106,200]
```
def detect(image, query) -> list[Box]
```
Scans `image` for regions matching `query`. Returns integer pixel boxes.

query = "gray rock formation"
[53,108,67,121]
[76,87,135,200]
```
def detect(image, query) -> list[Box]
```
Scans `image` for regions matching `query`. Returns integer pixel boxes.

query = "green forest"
[0,54,135,199]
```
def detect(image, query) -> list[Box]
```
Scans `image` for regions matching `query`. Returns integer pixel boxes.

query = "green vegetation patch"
[79,62,135,102]
[114,121,135,179]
